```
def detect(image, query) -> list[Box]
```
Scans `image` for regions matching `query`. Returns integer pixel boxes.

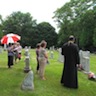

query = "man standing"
[61,35,80,89]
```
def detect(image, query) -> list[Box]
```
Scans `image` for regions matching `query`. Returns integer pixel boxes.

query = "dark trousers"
[36,58,39,70]
[8,56,13,68]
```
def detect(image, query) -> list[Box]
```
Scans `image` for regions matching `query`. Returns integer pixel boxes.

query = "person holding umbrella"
[0,33,21,68]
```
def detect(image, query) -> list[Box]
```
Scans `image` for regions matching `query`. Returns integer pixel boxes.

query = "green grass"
[0,49,96,96]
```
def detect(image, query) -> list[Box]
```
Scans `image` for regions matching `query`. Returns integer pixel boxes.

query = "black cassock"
[61,42,80,89]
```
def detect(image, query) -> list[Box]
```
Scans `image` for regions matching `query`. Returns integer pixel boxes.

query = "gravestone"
[50,46,54,51]
[50,51,54,59]
[28,46,31,50]
[58,48,64,63]
[0,46,3,53]
[24,48,31,73]
[24,47,29,56]
[24,56,31,73]
[21,70,34,90]
[4,44,7,51]
[79,50,90,73]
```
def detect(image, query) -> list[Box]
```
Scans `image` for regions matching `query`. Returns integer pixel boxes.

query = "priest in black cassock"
[61,35,80,89]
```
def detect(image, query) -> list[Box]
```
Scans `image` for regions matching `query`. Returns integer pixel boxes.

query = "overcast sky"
[0,0,70,32]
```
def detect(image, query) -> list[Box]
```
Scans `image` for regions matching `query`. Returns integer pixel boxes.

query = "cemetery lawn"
[0,49,96,96]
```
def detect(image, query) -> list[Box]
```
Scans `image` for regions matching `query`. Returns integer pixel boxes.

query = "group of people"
[35,36,80,89]
[7,42,22,68]
[7,35,80,89]
[36,40,48,80]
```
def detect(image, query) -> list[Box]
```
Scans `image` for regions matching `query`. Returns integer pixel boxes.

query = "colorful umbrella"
[1,33,21,44]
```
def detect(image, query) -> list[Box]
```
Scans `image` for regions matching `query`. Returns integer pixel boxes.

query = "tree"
[2,11,37,47]
[93,6,96,47]
[0,15,3,39]
[37,22,58,48]
[2,12,58,48]
[53,0,96,50]
[79,10,94,49]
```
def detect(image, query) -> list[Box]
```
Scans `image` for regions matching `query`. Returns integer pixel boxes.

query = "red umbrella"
[1,33,21,44]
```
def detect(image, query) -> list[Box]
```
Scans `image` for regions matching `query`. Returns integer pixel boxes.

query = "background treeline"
[0,0,96,52]
[54,0,96,52]
[0,12,58,48]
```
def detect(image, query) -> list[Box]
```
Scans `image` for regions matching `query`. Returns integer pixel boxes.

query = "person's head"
[68,35,75,43]
[8,43,12,47]
[36,43,41,49]
[17,42,20,46]
[40,40,47,48]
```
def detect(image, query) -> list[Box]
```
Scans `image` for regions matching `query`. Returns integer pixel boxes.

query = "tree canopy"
[53,0,96,51]
[0,11,57,48]
[0,0,96,52]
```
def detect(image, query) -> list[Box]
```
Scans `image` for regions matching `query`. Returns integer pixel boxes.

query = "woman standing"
[39,40,48,80]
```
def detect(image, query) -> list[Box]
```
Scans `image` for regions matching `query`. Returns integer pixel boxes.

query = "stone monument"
[21,70,34,90]
[79,50,90,73]
[0,46,3,53]
[50,51,54,59]
[24,48,31,73]
[58,48,64,63]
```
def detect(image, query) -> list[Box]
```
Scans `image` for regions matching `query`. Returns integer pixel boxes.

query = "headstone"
[28,46,31,50]
[4,44,7,51]
[50,46,54,51]
[50,47,52,51]
[24,48,31,73]
[58,48,64,63]
[24,56,31,73]
[50,51,54,59]
[24,48,29,56]
[79,50,90,73]
[52,46,54,51]
[0,46,3,53]
[21,70,34,90]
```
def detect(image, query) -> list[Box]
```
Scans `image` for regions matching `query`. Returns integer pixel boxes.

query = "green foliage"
[93,28,96,47]
[2,11,37,47]
[0,29,3,39]
[0,15,4,39]
[37,22,58,48]
[2,12,57,48]
[79,10,94,48]
[54,0,96,50]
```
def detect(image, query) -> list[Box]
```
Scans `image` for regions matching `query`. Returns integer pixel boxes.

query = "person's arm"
[61,47,64,55]
[44,51,48,59]
[75,44,80,65]
[61,43,66,55]
[74,45,82,69]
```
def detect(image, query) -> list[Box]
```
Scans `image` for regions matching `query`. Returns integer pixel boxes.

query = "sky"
[0,0,70,32]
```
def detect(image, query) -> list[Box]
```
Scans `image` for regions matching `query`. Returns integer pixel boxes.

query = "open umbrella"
[1,33,21,44]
